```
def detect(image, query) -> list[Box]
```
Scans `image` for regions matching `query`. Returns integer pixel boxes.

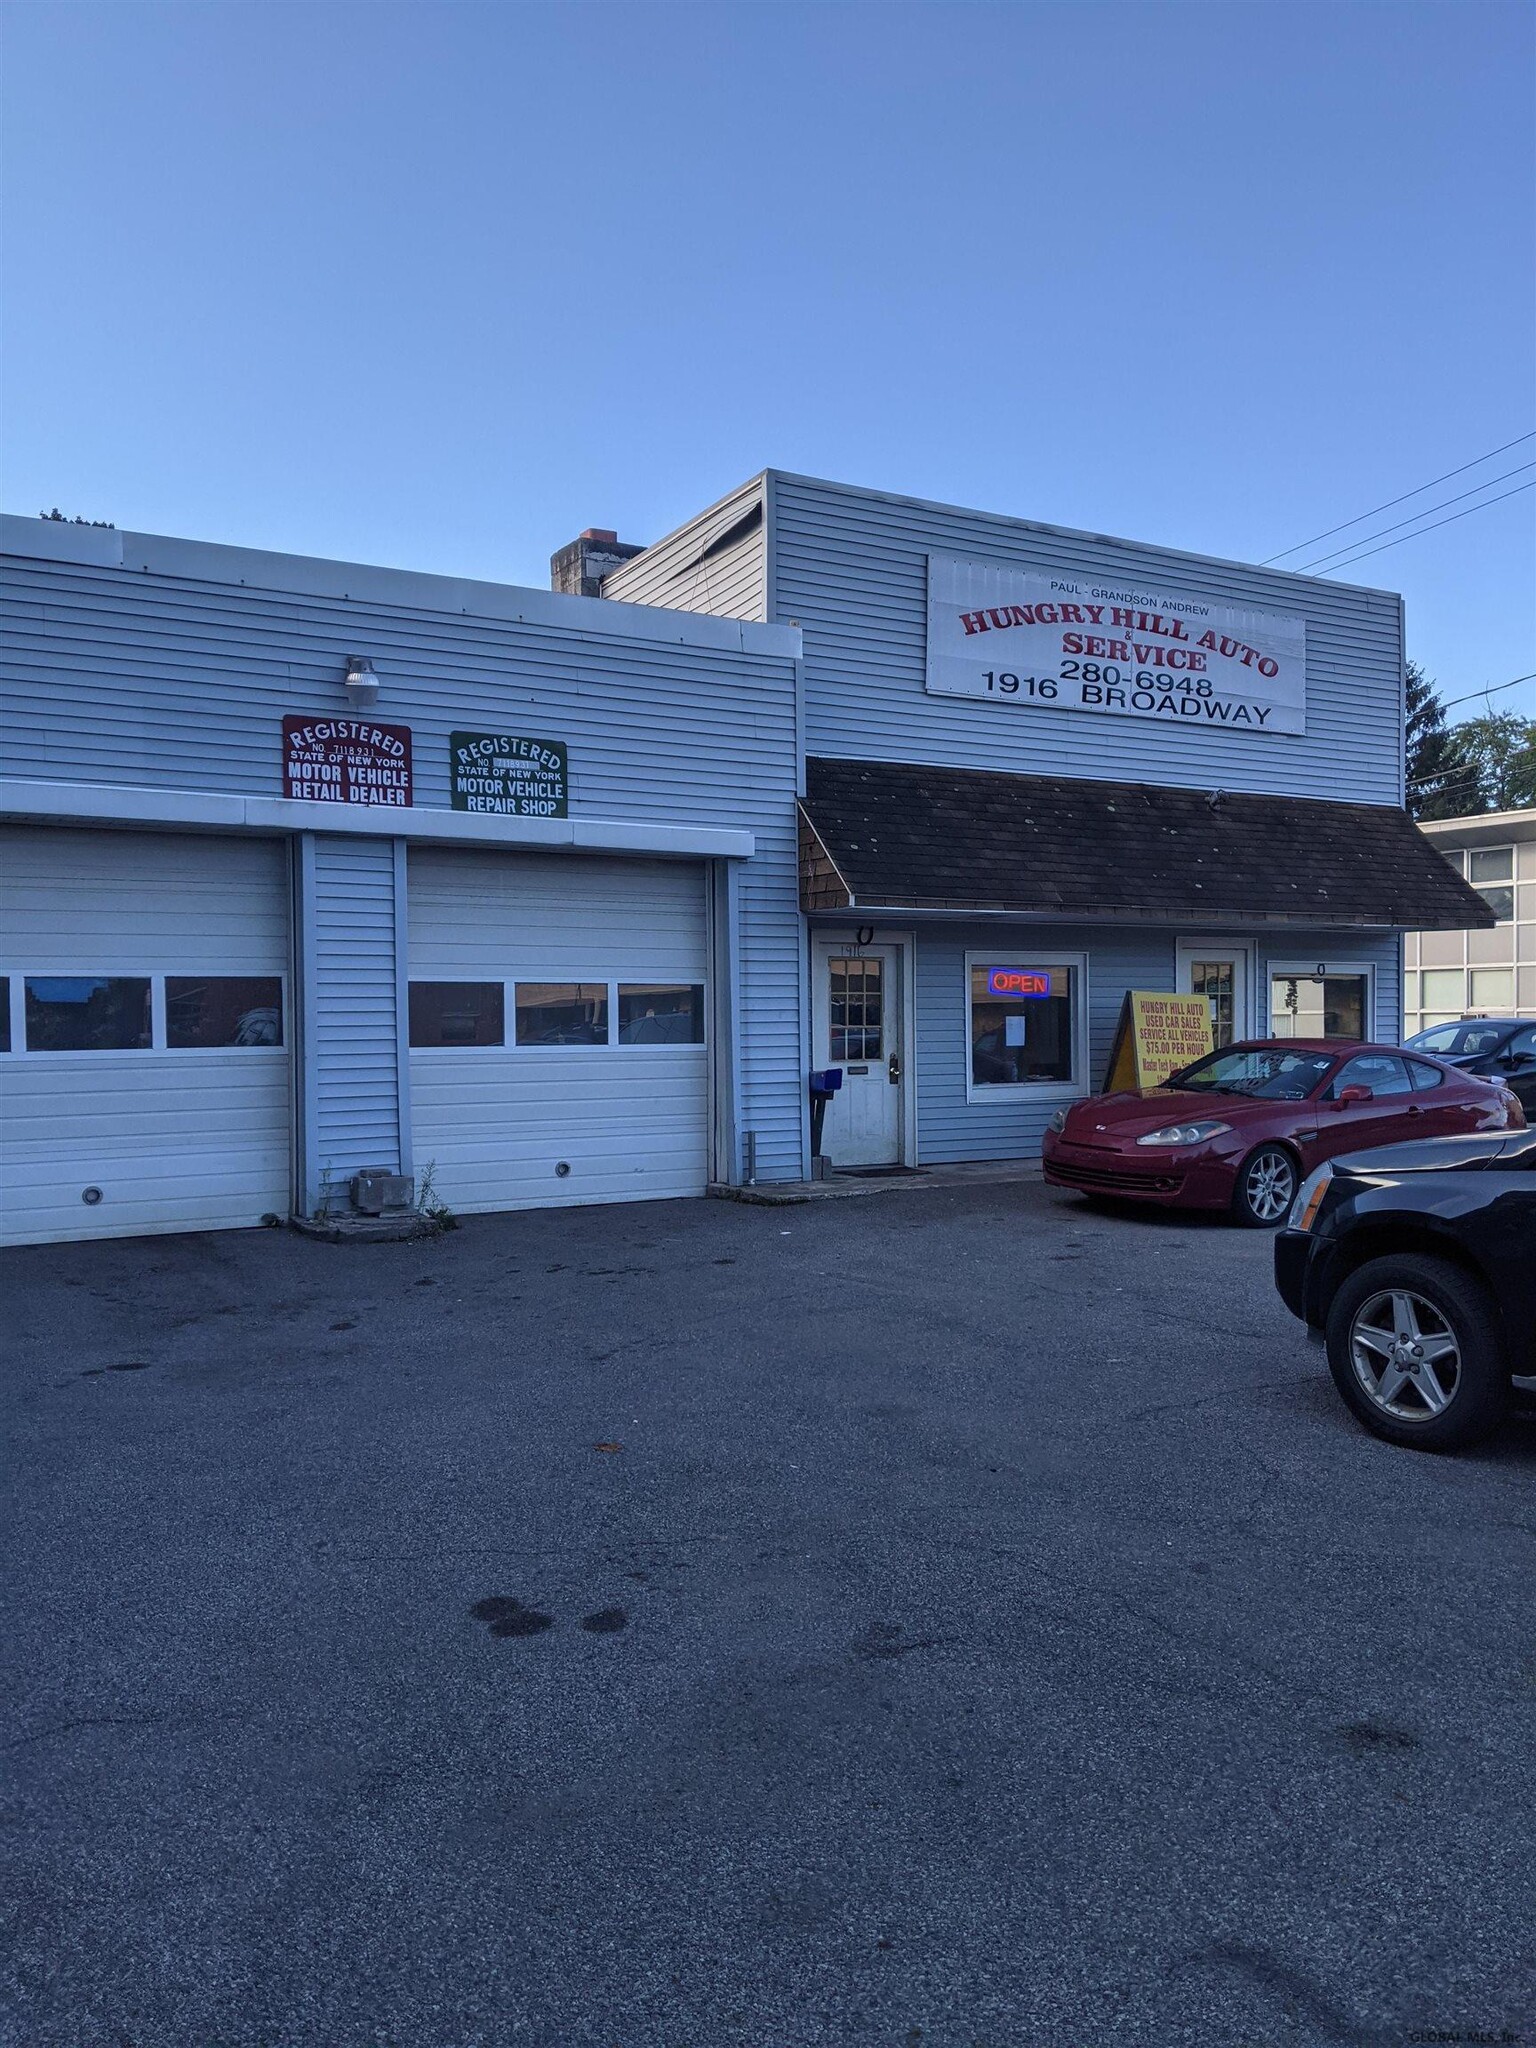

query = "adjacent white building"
[1404,808,1536,1033]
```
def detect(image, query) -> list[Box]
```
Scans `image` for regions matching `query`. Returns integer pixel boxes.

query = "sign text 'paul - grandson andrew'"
[925,555,1306,736]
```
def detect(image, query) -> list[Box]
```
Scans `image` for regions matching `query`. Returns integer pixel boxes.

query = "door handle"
[888,1052,901,1084]
[1407,1104,1423,1116]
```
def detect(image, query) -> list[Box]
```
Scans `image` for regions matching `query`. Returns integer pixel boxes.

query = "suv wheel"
[1230,1145,1297,1228]
[1324,1254,1509,1451]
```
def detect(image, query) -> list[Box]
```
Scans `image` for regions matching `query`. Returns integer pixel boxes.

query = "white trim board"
[0,779,754,861]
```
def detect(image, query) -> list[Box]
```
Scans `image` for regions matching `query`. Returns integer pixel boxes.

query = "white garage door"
[408,848,709,1214]
[0,828,292,1246]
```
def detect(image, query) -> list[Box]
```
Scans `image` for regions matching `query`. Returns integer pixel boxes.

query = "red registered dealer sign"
[282,716,413,807]
[986,967,1052,998]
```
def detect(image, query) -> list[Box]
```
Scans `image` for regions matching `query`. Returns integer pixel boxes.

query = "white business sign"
[925,554,1306,736]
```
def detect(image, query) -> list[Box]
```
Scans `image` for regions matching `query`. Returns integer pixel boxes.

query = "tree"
[1438,710,1536,814]
[1405,661,1465,818]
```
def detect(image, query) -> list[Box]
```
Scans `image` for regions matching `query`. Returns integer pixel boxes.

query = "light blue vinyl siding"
[913,924,1175,1163]
[1,531,809,1190]
[768,473,1406,807]
[912,924,1404,1165]
[603,478,767,622]
[301,834,406,1202]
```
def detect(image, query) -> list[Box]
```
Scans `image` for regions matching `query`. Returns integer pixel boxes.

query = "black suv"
[1274,1129,1536,1449]
[1403,1017,1536,1116]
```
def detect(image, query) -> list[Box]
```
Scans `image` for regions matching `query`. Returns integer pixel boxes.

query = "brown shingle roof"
[800,758,1494,930]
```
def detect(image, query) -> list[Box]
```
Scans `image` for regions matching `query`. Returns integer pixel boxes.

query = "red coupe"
[1041,1039,1525,1227]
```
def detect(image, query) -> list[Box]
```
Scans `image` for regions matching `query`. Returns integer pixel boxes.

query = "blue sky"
[4,0,1533,718]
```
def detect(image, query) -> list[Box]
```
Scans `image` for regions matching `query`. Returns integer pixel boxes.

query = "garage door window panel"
[515,983,610,1047]
[617,985,705,1046]
[410,982,505,1049]
[166,977,284,1049]
[24,977,152,1052]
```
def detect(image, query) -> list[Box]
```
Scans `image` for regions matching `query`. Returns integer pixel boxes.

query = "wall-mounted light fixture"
[343,655,380,709]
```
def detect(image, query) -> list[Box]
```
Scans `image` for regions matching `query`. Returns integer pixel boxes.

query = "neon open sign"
[986,967,1052,998]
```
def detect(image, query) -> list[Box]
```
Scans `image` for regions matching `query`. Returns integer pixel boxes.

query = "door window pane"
[165,976,283,1047]
[24,977,152,1051]
[1270,973,1368,1041]
[829,957,883,1063]
[515,983,609,1046]
[409,981,504,1048]
[1506,1027,1536,1059]
[617,984,704,1044]
[1189,959,1238,1047]
[970,964,1075,1086]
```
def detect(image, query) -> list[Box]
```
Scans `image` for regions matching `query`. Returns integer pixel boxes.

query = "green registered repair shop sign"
[449,732,568,817]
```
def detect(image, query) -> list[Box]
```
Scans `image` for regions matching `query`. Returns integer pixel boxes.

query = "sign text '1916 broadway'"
[282,716,413,806]
[450,733,568,817]
[926,554,1306,736]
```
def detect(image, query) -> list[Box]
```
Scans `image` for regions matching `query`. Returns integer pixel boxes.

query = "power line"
[1304,480,1535,577]
[1440,670,1536,713]
[1403,673,1536,794]
[1294,460,1535,572]
[1263,429,1536,563]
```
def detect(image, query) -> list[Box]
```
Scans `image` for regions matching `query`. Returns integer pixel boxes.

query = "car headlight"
[1289,1163,1333,1231]
[1133,1120,1232,1147]
[1048,1107,1068,1134]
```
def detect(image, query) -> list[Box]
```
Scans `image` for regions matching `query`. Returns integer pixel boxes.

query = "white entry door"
[813,942,903,1168]
[1177,943,1251,1049]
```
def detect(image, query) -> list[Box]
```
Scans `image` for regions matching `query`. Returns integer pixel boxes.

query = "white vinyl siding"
[0,828,291,1244]
[407,848,709,1213]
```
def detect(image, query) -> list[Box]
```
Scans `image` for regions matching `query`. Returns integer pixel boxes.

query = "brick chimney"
[550,527,644,599]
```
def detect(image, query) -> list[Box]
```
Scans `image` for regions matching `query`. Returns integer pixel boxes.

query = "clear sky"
[4,0,1533,716]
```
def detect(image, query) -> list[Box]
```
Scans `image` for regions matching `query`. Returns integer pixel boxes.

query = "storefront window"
[166,977,284,1048]
[617,984,704,1044]
[24,977,152,1052]
[409,981,505,1048]
[1269,973,1368,1041]
[969,963,1075,1086]
[515,983,609,1046]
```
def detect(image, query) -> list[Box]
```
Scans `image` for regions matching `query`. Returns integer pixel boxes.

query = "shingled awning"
[800,758,1495,931]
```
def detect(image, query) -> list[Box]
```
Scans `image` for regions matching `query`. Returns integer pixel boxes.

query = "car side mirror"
[1335,1083,1373,1105]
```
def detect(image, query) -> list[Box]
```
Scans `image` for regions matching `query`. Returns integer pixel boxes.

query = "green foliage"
[1405,661,1461,818]
[1406,661,1536,817]
[1441,710,1536,814]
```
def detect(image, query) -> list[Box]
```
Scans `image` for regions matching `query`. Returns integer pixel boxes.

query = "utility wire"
[1439,670,1536,713]
[1294,461,1535,572]
[1303,480,1535,577]
[1263,429,1536,563]
[1403,670,1536,794]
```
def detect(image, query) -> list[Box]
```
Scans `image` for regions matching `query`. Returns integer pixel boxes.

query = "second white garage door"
[407,848,710,1214]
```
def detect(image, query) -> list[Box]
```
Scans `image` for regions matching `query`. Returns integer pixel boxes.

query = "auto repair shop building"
[0,515,803,1246]
[602,471,1490,1172]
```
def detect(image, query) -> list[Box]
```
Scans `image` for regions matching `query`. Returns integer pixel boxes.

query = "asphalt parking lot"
[4,1181,1534,2048]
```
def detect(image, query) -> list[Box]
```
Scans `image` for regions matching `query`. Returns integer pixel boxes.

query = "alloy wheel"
[1243,1149,1295,1222]
[1348,1289,1462,1423]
